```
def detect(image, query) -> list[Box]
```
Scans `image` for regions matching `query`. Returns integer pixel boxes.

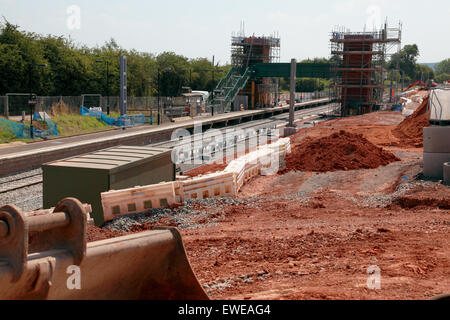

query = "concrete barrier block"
[424,127,450,153]
[423,152,450,179]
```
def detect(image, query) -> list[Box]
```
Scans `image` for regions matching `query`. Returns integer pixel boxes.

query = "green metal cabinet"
[43,146,174,226]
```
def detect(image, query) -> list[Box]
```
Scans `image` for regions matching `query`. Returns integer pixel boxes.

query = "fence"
[279,90,333,103]
[1,91,336,123]
[0,96,5,116]
[0,95,175,116]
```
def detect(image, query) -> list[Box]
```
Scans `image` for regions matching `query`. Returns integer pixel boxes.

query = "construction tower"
[210,25,280,113]
[330,22,402,116]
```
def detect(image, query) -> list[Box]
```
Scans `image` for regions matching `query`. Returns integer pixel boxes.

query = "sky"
[1,0,449,65]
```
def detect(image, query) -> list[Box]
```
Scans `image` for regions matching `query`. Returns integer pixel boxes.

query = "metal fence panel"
[0,96,5,116]
[1,95,247,121]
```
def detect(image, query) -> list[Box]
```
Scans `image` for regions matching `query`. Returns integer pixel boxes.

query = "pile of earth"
[284,130,400,172]
[184,160,228,177]
[393,94,431,147]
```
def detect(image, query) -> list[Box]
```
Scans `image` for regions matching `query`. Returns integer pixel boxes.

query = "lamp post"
[211,56,215,116]
[146,80,153,124]
[29,63,47,139]
[157,66,172,125]
[96,59,110,115]
[209,57,225,116]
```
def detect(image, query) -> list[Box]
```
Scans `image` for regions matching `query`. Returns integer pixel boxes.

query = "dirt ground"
[180,111,449,300]
[91,110,449,300]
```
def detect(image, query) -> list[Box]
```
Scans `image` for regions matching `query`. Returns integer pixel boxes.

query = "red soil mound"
[284,130,400,172]
[393,94,431,147]
[184,161,228,177]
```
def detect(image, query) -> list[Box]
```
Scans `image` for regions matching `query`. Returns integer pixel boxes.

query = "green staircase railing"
[215,67,235,92]
[209,67,251,112]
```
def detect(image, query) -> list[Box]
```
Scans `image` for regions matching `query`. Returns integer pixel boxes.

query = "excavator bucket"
[0,198,208,300]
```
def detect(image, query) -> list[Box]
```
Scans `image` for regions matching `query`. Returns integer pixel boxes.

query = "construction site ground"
[92,110,449,300]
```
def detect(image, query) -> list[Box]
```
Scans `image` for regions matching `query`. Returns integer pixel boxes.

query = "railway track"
[0,180,43,195]
[0,172,43,194]
[0,173,42,186]
[0,103,335,209]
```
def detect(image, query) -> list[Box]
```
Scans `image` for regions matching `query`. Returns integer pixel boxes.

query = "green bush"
[435,73,450,83]
[295,78,330,92]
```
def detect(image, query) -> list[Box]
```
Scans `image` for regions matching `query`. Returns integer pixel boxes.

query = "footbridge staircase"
[209,67,251,113]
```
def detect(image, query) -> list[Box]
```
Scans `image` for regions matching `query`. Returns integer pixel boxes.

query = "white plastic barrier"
[267,138,291,158]
[101,137,293,221]
[224,159,246,193]
[182,171,237,200]
[101,182,177,221]
[241,149,271,182]
[174,181,184,203]
[257,148,278,176]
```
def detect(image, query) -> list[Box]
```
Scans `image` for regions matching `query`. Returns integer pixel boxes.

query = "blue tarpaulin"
[393,105,403,112]
[81,106,151,128]
[0,115,59,139]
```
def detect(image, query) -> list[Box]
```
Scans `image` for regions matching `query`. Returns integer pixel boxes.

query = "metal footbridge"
[209,62,332,112]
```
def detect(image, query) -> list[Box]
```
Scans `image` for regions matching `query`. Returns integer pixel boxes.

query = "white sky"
[1,0,449,65]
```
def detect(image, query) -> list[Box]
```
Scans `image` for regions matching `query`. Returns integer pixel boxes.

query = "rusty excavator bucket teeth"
[0,199,208,300]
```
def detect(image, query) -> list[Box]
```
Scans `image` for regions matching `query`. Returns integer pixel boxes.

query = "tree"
[188,58,210,89]
[0,19,49,95]
[300,57,330,64]
[415,64,435,82]
[435,58,450,75]
[155,52,189,97]
[0,20,231,97]
[388,44,420,80]
[295,78,329,92]
[435,73,449,83]
[39,35,90,95]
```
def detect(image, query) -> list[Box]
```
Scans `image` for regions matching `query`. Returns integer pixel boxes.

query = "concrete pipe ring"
[444,162,450,185]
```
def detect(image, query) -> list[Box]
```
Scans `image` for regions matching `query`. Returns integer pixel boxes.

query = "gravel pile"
[203,271,271,294]
[357,176,438,208]
[103,197,260,233]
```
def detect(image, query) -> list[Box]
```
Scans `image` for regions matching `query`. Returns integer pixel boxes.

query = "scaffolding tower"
[230,29,281,109]
[330,22,402,116]
[231,34,281,68]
